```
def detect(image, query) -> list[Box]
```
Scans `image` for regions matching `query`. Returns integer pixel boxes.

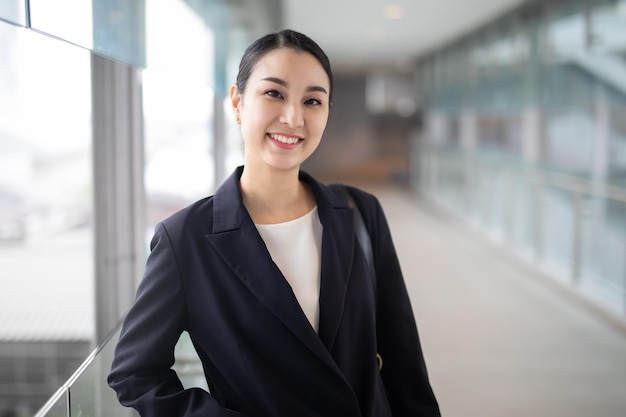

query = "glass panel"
[28,0,93,49]
[541,62,595,110]
[476,114,523,154]
[510,178,535,254]
[544,108,595,173]
[414,0,626,317]
[476,164,510,239]
[92,0,145,67]
[0,0,25,25]
[66,324,201,417]
[546,2,586,60]
[541,187,574,277]
[440,153,467,214]
[174,331,208,390]
[28,0,145,68]
[590,0,626,53]
[69,327,139,417]
[580,196,626,311]
[608,86,626,185]
[33,386,68,417]
[0,22,94,416]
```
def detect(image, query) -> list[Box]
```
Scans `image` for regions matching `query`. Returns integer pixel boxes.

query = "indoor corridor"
[362,182,626,417]
[4,1,626,416]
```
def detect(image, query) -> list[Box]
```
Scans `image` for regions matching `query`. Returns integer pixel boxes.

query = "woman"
[108,29,440,417]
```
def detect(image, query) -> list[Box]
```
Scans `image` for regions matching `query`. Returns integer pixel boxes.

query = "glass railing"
[33,322,206,417]
[415,148,626,319]
[32,324,139,417]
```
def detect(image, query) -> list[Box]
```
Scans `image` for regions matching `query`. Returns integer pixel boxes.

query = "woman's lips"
[268,133,302,144]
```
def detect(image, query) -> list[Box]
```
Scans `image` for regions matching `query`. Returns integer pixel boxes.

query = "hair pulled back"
[235,29,334,104]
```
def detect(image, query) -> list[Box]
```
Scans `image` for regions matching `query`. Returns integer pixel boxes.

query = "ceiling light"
[384,5,404,20]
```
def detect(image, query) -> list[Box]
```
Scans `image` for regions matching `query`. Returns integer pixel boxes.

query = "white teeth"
[270,134,300,144]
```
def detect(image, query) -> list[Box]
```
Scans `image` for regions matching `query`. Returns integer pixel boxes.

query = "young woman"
[108,29,440,417]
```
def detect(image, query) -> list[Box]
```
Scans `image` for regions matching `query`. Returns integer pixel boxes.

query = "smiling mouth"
[268,133,303,145]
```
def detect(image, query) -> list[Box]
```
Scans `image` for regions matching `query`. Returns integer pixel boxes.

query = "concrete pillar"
[91,53,145,345]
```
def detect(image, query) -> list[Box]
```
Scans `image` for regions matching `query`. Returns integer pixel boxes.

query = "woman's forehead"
[250,48,330,89]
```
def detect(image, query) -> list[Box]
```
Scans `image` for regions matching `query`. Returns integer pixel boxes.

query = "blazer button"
[376,353,383,371]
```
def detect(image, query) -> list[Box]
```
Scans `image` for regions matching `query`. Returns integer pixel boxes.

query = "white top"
[255,207,323,332]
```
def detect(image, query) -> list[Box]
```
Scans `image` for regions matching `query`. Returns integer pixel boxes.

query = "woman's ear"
[230,84,241,125]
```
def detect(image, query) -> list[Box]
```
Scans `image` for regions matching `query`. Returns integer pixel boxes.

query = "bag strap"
[329,184,374,271]
[329,184,381,371]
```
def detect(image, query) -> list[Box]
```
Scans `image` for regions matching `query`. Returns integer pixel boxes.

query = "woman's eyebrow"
[261,77,328,95]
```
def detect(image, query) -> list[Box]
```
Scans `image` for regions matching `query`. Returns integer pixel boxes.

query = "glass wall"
[0,23,94,417]
[28,0,145,67]
[415,0,626,317]
[0,0,25,25]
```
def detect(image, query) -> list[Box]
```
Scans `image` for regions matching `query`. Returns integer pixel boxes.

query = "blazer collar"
[205,167,357,359]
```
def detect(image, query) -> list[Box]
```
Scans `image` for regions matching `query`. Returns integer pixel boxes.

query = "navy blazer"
[108,167,440,417]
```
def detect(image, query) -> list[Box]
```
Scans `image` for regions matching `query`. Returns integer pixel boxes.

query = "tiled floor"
[366,183,626,417]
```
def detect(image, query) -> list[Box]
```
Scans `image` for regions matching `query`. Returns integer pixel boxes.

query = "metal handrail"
[32,321,126,417]
[33,322,204,417]
[526,170,626,204]
[438,149,626,203]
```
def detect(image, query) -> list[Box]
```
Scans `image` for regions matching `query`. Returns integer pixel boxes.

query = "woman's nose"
[280,102,304,128]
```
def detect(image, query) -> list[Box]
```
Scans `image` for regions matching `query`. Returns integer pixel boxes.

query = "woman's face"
[231,48,331,173]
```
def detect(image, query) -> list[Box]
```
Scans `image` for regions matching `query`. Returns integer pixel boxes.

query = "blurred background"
[1,0,626,416]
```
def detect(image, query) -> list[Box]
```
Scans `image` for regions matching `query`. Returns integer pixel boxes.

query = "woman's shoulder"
[325,182,381,212]
[158,195,216,233]
[300,170,378,207]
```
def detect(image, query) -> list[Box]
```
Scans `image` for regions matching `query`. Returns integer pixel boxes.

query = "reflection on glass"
[0,22,94,416]
[0,0,25,25]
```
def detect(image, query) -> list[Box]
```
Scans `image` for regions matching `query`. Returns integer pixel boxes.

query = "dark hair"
[235,29,334,104]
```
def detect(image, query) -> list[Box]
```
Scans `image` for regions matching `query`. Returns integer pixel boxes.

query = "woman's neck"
[239,165,316,224]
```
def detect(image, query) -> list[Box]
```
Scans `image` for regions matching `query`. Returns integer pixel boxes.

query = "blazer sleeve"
[107,223,248,417]
[353,190,441,417]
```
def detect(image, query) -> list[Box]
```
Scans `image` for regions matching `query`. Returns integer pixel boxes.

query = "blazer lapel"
[205,168,338,365]
[207,227,320,341]
[307,176,357,352]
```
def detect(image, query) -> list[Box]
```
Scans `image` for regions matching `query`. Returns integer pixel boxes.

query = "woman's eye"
[305,98,322,106]
[265,90,283,99]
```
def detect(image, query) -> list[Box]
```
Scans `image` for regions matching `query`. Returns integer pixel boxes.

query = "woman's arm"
[352,190,441,417]
[107,223,247,417]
